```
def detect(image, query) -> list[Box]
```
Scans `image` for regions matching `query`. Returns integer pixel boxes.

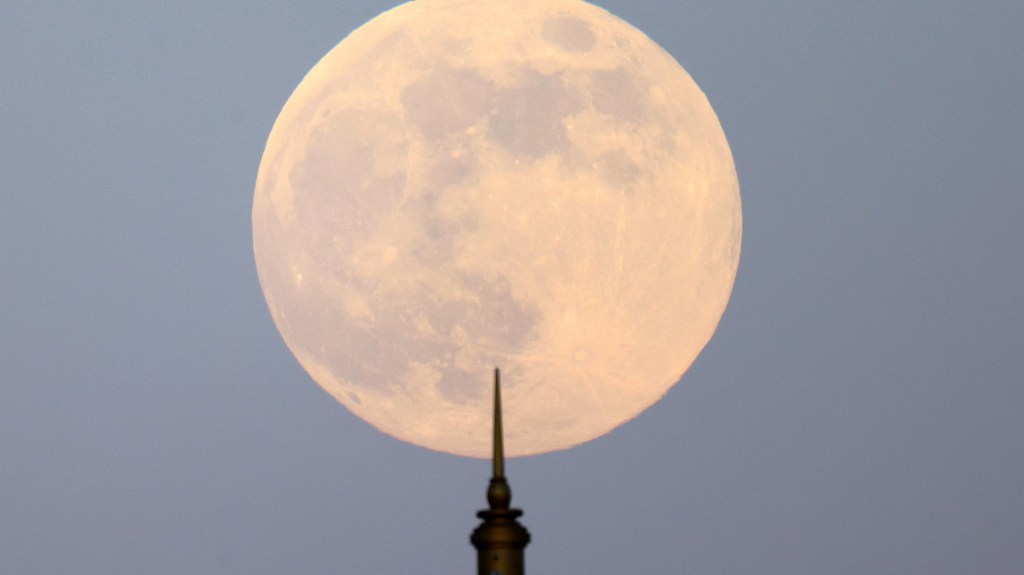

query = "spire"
[493,368,505,479]
[471,368,530,575]
[487,368,511,509]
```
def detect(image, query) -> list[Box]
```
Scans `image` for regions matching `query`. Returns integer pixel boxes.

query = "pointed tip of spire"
[487,367,512,510]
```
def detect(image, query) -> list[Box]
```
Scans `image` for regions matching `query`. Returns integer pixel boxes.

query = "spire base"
[471,509,530,575]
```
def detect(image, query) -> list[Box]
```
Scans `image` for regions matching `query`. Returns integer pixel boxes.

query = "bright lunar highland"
[253,0,741,457]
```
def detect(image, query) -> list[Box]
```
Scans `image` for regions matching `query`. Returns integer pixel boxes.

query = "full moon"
[253,0,741,457]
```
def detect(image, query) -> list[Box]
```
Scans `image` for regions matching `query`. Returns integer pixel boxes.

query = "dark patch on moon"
[430,274,540,404]
[457,274,539,353]
[402,67,495,139]
[591,67,647,124]
[411,197,480,268]
[541,16,597,52]
[488,70,582,158]
[433,368,483,404]
[598,150,640,191]
[289,110,406,237]
[276,94,547,405]
[291,111,375,204]
[285,109,411,293]
[275,278,400,394]
[403,65,585,161]
[280,263,541,405]
[424,142,478,191]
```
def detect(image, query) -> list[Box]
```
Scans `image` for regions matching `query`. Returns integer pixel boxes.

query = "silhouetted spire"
[493,369,505,479]
[487,369,511,509]
[471,368,530,575]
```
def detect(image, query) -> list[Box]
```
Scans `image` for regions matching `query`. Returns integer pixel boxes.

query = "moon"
[253,0,741,457]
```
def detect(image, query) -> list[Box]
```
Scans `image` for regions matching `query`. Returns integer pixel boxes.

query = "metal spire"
[493,368,505,479]
[487,368,511,509]
[472,368,530,575]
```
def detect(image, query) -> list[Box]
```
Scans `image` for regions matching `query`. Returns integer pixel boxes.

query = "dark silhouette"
[471,368,531,575]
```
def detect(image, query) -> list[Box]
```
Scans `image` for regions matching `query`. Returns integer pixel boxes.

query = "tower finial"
[472,367,530,575]
[487,368,511,510]
[493,367,505,480]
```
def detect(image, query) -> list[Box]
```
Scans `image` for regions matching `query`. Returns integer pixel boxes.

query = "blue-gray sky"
[2,1,1021,573]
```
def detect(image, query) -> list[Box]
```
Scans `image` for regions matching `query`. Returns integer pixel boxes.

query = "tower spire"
[471,368,530,575]
[493,368,505,480]
[487,369,511,509]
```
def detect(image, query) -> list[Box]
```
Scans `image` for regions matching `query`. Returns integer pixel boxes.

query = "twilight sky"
[2,1,1022,574]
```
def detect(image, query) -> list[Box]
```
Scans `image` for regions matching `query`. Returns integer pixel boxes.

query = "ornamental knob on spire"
[471,369,530,575]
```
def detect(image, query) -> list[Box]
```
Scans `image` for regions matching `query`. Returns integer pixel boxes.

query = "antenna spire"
[472,367,530,574]
[487,368,511,509]
[493,368,505,479]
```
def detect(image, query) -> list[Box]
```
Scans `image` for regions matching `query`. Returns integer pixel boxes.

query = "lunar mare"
[253,0,741,457]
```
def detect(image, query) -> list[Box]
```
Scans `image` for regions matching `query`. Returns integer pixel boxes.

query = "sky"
[1,1,1021,573]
